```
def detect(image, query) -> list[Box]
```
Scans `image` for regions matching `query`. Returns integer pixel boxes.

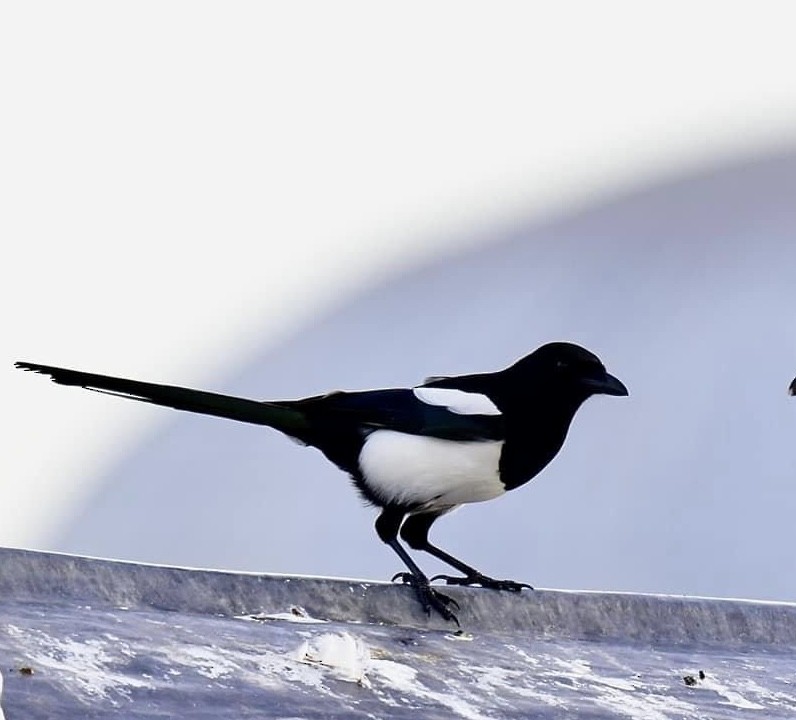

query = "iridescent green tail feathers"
[14,361,311,438]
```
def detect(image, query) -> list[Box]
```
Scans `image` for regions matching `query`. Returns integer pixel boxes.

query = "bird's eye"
[555,360,569,370]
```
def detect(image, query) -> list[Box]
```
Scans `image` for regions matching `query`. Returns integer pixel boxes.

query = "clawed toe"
[391,571,460,624]
[492,579,533,592]
[431,573,533,592]
[392,571,414,584]
[421,586,460,625]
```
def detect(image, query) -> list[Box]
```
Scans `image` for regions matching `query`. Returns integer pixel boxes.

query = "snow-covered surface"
[1,547,796,718]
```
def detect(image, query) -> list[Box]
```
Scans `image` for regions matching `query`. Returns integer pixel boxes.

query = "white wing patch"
[359,430,505,512]
[412,387,500,416]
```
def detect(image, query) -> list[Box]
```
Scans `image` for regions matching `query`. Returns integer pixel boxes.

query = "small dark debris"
[396,635,419,647]
[683,670,706,687]
[18,666,34,676]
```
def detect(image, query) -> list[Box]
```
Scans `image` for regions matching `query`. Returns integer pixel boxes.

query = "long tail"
[15,361,311,438]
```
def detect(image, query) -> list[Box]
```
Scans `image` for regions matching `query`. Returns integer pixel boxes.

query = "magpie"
[15,342,627,623]
[790,377,795,396]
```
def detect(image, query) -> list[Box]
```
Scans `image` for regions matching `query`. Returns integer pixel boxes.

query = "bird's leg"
[387,539,461,625]
[375,509,459,624]
[400,513,533,592]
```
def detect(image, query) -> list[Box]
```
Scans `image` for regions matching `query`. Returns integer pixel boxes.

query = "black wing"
[295,388,504,442]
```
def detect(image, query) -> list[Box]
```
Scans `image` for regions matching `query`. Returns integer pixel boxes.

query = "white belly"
[359,430,505,512]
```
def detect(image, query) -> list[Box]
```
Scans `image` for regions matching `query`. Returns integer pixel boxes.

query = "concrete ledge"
[1,546,794,646]
[3,547,796,718]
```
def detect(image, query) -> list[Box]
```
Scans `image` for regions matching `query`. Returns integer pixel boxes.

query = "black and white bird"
[16,342,627,623]
[790,377,795,396]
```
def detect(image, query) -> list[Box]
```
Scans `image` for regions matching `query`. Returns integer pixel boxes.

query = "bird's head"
[790,377,795,397]
[505,342,628,403]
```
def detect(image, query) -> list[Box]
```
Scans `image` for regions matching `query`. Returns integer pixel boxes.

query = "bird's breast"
[358,430,505,511]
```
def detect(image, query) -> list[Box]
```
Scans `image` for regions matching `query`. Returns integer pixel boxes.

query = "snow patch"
[3,624,152,704]
[696,674,766,711]
[238,606,327,624]
[369,656,489,719]
[172,646,239,680]
[506,649,702,720]
[293,632,371,684]
[289,631,488,718]
[471,664,567,710]
[0,669,6,720]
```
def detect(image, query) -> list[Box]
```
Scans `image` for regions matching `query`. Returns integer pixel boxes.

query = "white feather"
[412,387,500,416]
[359,430,505,512]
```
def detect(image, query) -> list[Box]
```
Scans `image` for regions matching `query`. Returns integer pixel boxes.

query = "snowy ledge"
[2,546,796,718]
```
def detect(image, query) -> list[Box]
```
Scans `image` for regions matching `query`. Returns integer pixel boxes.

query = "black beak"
[583,371,629,397]
[790,377,795,396]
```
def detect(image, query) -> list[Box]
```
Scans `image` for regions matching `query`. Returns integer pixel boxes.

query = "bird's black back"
[284,388,504,476]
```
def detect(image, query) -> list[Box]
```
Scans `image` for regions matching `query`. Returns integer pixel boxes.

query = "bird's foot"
[430,573,533,592]
[391,572,460,625]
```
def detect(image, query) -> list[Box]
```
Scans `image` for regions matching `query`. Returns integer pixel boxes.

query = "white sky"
[3,1,796,548]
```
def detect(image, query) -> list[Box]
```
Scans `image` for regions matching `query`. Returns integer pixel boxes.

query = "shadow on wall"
[58,149,796,602]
